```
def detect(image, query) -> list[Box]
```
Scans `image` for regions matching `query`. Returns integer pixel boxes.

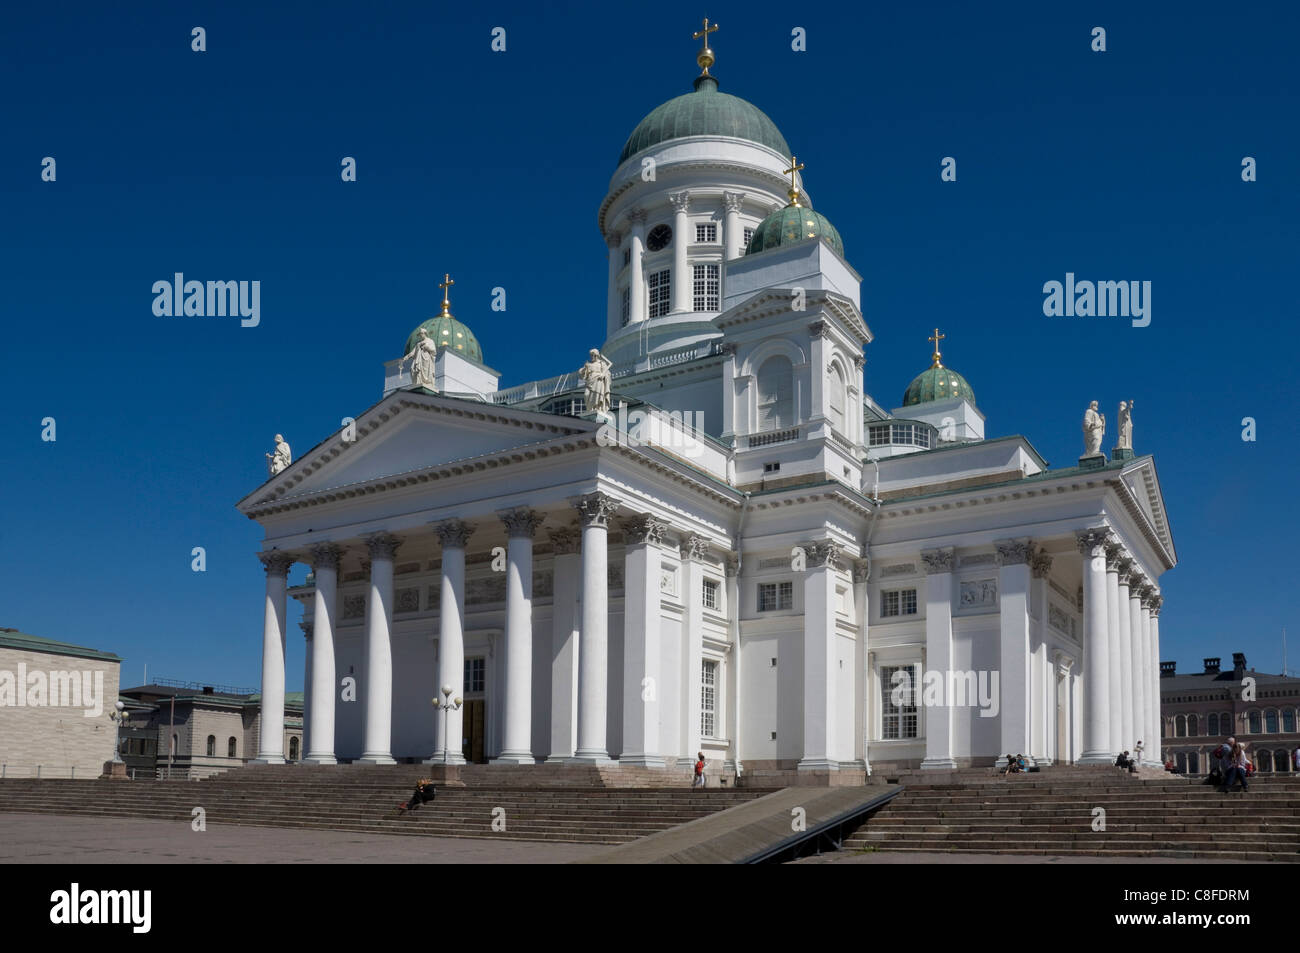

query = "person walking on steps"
[693,752,706,790]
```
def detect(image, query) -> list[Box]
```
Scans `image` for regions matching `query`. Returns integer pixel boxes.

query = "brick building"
[1159,652,1299,774]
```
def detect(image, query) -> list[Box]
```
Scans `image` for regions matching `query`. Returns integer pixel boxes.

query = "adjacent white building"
[237,47,1176,781]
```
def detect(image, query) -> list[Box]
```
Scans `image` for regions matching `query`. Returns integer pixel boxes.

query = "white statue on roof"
[1082,401,1105,456]
[1116,400,1133,451]
[266,434,292,475]
[579,348,614,415]
[403,326,439,390]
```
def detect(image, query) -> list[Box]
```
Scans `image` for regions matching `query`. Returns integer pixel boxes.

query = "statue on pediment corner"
[266,434,292,475]
[579,348,614,415]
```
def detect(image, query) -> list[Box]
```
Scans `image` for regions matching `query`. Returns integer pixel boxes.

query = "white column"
[546,528,581,762]
[621,514,668,767]
[723,191,744,261]
[359,533,400,764]
[1127,578,1147,766]
[679,533,709,767]
[1149,595,1163,765]
[670,192,691,313]
[495,508,542,764]
[301,623,312,759]
[1116,557,1136,756]
[799,540,841,771]
[809,321,827,425]
[573,492,617,763]
[254,551,293,764]
[996,540,1034,760]
[1077,528,1113,764]
[606,233,622,336]
[431,520,473,764]
[1139,585,1156,766]
[853,558,871,771]
[1031,549,1054,763]
[920,547,956,769]
[719,342,738,447]
[628,210,647,325]
[305,543,342,764]
[725,553,743,774]
[1104,544,1125,757]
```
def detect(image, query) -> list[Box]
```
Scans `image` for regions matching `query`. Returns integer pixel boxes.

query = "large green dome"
[619,75,791,164]
[902,363,975,407]
[746,204,844,258]
[405,313,482,364]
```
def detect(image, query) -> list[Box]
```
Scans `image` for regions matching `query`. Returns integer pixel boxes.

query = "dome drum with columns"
[238,21,1176,782]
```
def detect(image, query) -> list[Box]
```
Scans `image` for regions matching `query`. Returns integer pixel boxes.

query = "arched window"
[1283,709,1296,733]
[828,364,846,434]
[1207,712,1219,737]
[1175,714,1186,737]
[1256,751,1271,773]
[1187,714,1199,737]
[1248,710,1261,734]
[1276,749,1291,773]
[205,735,215,757]
[1222,712,1233,736]
[1175,752,1187,773]
[1265,709,1278,734]
[227,737,237,758]
[1187,751,1200,774]
[756,356,794,431]
[288,736,300,760]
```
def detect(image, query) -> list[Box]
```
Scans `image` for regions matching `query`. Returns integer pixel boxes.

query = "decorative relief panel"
[395,588,420,614]
[880,563,917,578]
[467,577,507,604]
[958,578,998,610]
[533,570,554,598]
[959,553,995,567]
[758,557,788,570]
[342,594,366,620]
[1048,603,1080,641]
[607,564,623,591]
[660,562,678,596]
[426,585,441,611]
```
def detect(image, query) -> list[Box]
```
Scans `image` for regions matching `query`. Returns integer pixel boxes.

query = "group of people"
[1002,753,1030,775]
[1205,738,1253,793]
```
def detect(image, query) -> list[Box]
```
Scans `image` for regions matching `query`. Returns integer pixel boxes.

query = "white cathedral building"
[237,36,1176,781]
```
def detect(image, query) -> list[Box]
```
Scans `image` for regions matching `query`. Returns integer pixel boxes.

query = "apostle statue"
[578,348,614,415]
[1082,401,1105,456]
[1116,400,1134,451]
[402,327,438,389]
[266,434,292,475]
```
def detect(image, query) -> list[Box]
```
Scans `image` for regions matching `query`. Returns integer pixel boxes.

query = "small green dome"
[902,363,976,407]
[406,313,482,363]
[746,204,844,258]
[620,76,791,164]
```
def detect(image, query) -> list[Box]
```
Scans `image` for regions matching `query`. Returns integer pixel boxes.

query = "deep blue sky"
[2,1,1296,690]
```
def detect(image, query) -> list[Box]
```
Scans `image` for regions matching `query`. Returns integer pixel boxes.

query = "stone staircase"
[844,766,1300,861]
[0,763,772,845]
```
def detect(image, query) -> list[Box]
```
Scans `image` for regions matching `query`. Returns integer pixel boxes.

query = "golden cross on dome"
[929,328,945,367]
[693,17,719,75]
[784,156,805,206]
[439,273,454,315]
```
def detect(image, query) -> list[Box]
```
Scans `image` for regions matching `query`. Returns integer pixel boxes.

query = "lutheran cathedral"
[237,24,1176,783]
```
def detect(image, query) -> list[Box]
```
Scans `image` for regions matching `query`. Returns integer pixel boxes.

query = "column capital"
[259,551,295,576]
[547,524,580,554]
[921,546,956,574]
[804,539,843,570]
[1075,527,1113,558]
[852,557,871,584]
[573,491,619,528]
[605,231,621,249]
[1104,542,1126,572]
[679,533,711,562]
[627,208,647,226]
[309,543,344,573]
[725,552,741,578]
[717,340,738,356]
[1150,594,1163,616]
[1138,584,1157,608]
[1030,548,1054,579]
[299,621,312,638]
[1116,556,1135,586]
[808,320,827,339]
[669,191,691,214]
[621,513,669,546]
[853,353,866,370]
[723,191,745,213]
[365,532,401,561]
[434,519,475,549]
[994,538,1034,567]
[1129,571,1149,595]
[499,507,544,539]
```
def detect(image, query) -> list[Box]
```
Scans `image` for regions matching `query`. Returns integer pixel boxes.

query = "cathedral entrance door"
[462,699,487,763]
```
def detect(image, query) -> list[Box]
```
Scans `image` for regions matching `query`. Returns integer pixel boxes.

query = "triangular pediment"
[238,392,592,511]
[1118,457,1176,563]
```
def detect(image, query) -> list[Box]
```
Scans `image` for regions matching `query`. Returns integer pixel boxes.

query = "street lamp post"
[433,684,463,765]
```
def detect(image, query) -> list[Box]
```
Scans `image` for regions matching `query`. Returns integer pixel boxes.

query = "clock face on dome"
[646,224,672,252]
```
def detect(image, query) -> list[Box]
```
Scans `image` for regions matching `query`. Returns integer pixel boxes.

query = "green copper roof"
[406,314,482,364]
[0,627,120,662]
[902,364,976,407]
[620,75,791,164]
[746,204,844,258]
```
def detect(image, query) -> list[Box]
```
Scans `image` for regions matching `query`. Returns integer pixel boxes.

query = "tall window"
[702,577,720,610]
[1284,709,1296,733]
[695,223,717,243]
[620,287,630,326]
[700,660,718,737]
[881,664,920,739]
[743,226,754,248]
[227,736,237,758]
[289,737,299,760]
[1265,709,1279,733]
[1187,713,1199,736]
[1208,712,1219,736]
[1248,710,1261,734]
[648,269,671,318]
[828,365,846,432]
[881,588,918,618]
[756,356,794,431]
[692,263,720,311]
[758,581,793,612]
[1175,714,1186,737]
[464,658,485,694]
[206,735,216,757]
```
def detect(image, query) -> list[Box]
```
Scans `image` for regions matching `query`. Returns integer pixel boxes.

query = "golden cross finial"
[784,156,805,206]
[439,273,454,315]
[929,328,945,367]
[693,17,719,75]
